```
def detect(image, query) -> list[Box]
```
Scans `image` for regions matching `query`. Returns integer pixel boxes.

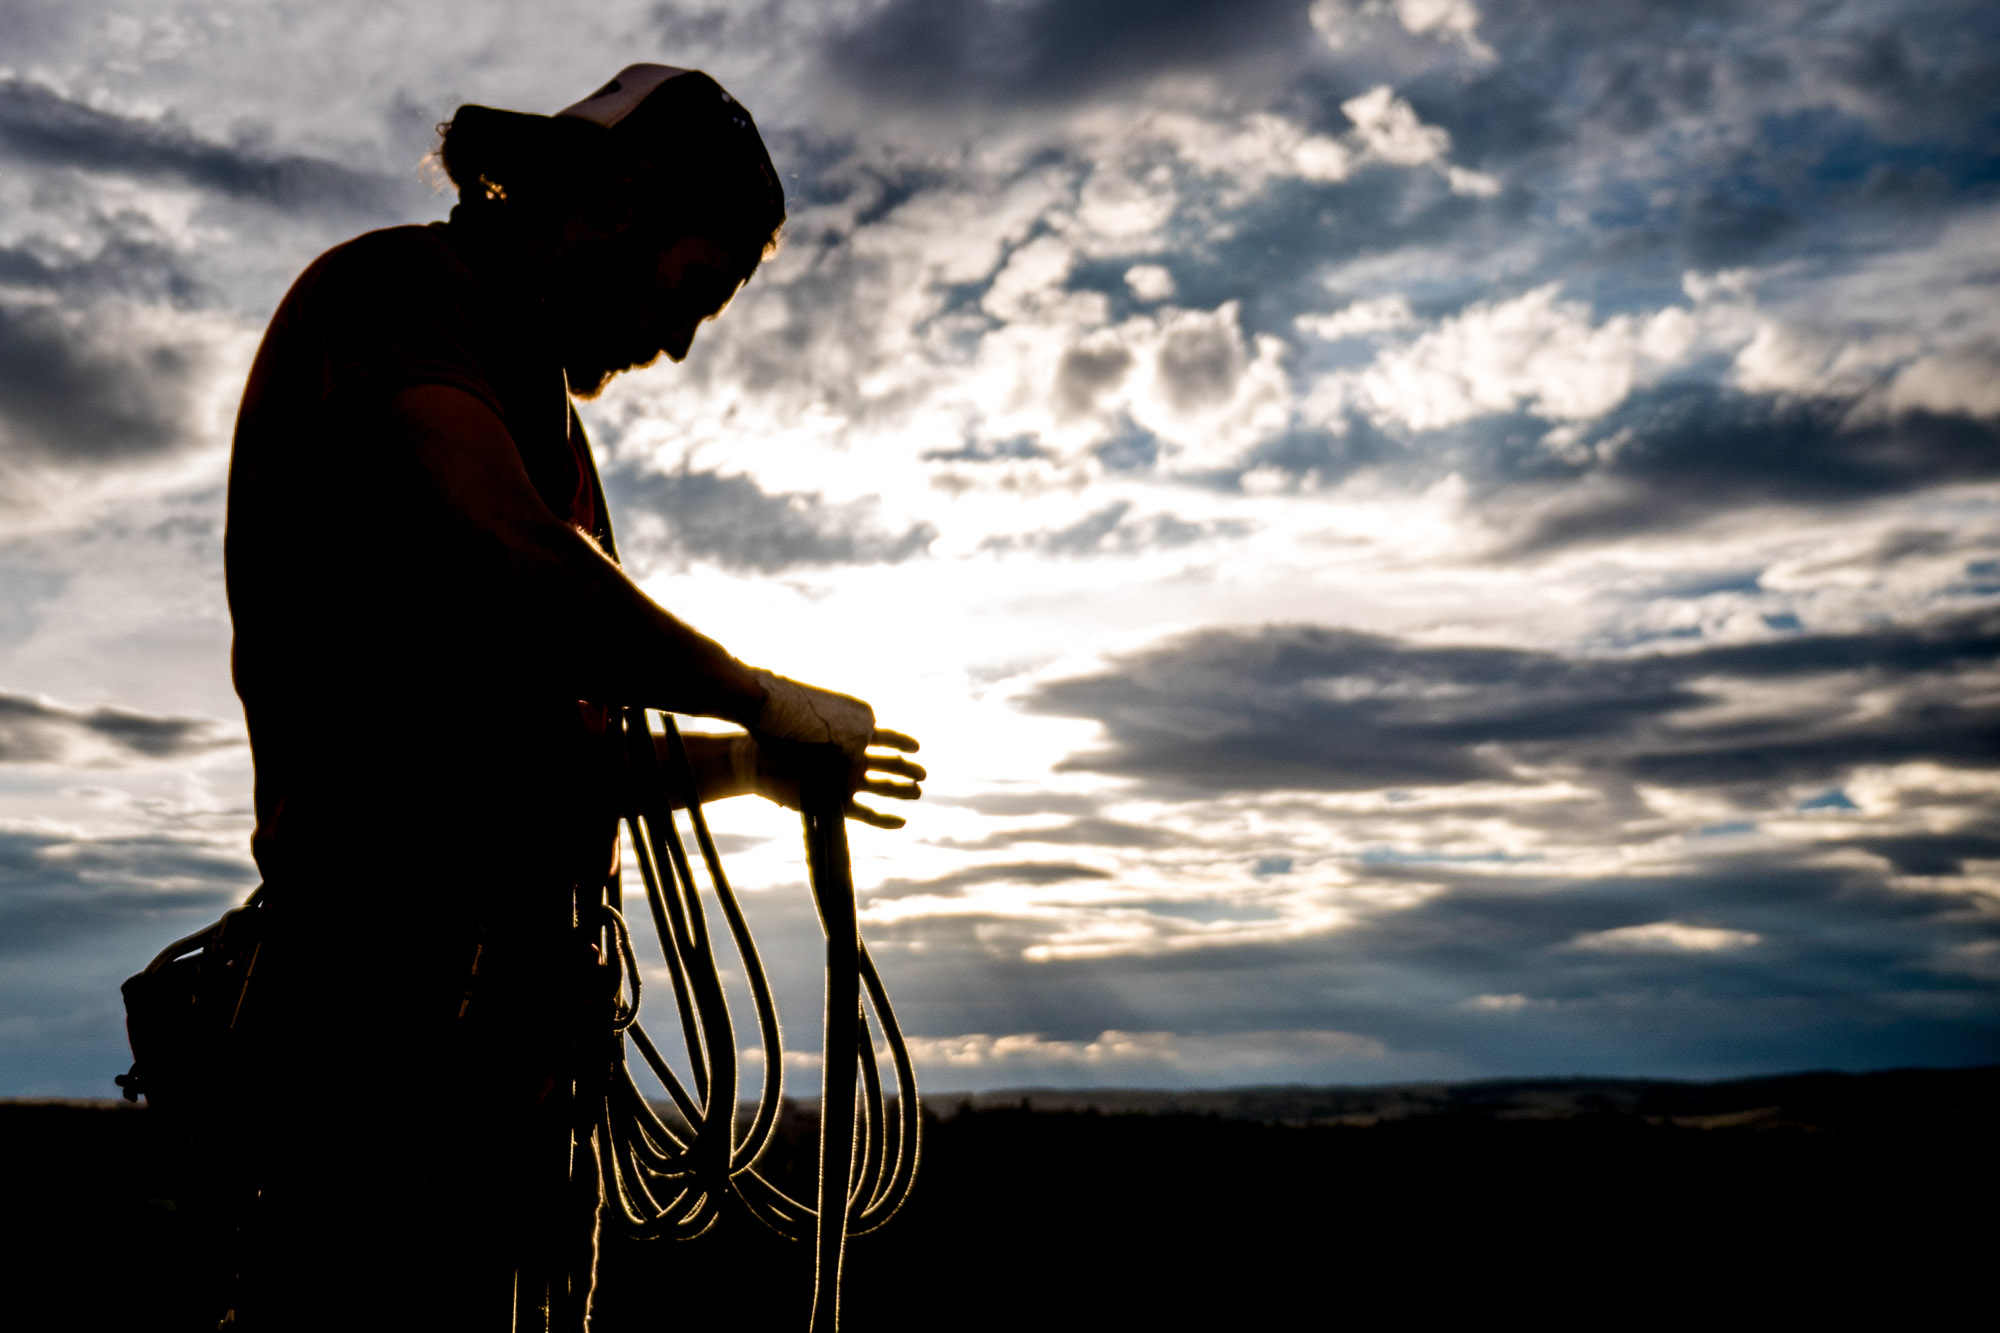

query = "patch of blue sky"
[1067,256,1172,318]
[1946,559,2000,598]
[1598,624,1705,652]
[1790,110,2000,191]
[1091,424,1161,473]
[1356,847,1542,866]
[1798,789,1859,812]
[1660,571,1764,600]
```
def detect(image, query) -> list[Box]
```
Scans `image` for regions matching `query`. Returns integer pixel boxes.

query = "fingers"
[745,713,923,826]
[869,727,920,753]
[864,754,927,783]
[858,775,921,801]
[846,799,907,830]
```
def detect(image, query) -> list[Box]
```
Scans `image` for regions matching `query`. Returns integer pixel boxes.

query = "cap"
[557,63,764,165]
[558,64,695,128]
[442,64,782,259]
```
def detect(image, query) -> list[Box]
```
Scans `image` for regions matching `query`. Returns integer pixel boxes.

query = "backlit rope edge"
[594,705,921,1306]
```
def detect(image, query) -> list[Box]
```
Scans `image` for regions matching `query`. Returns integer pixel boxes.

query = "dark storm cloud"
[0,301,210,464]
[0,829,250,956]
[1676,189,1799,268]
[1310,851,1997,1071]
[1020,609,2000,798]
[1455,0,2000,141]
[0,79,398,212]
[859,841,2000,1075]
[1499,387,2000,553]
[0,231,203,305]
[820,0,1309,107]
[1369,1,2000,304]
[605,462,935,573]
[0,689,233,763]
[979,501,1254,559]
[0,827,251,1094]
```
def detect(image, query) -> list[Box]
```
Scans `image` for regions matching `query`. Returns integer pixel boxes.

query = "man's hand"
[731,732,925,829]
[748,669,878,759]
[736,672,925,828]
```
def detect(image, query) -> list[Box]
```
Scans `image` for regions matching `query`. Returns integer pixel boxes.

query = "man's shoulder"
[289,223,475,310]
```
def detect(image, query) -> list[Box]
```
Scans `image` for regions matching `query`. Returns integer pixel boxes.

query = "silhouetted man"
[224,65,922,1330]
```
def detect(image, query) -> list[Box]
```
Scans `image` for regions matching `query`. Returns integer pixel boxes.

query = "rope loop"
[593,707,922,1327]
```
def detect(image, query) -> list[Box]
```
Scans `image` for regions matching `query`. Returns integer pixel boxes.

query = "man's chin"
[565,362,617,400]
[565,350,664,401]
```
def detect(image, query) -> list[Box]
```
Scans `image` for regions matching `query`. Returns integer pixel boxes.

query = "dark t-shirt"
[226,222,617,942]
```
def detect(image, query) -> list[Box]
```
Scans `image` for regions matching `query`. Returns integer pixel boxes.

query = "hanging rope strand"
[596,707,922,1329]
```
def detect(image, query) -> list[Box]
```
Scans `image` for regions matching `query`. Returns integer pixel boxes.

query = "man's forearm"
[515,518,768,721]
[662,732,751,806]
[387,383,769,723]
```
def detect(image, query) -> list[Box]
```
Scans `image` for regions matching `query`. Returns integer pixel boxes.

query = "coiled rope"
[593,704,921,1331]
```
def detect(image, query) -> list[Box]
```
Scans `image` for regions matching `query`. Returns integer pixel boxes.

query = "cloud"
[902,1027,1387,1075]
[0,688,234,764]
[1351,283,1703,431]
[0,828,251,954]
[605,462,936,573]
[871,860,1113,901]
[1019,609,2000,800]
[0,222,202,305]
[0,298,228,469]
[1296,294,1416,341]
[0,78,399,213]
[934,816,1181,851]
[1311,0,1496,62]
[1678,188,1799,268]
[1123,264,1175,303]
[979,500,1254,559]
[1883,346,2000,420]
[819,0,1311,107]
[0,824,252,1094]
[1569,921,1763,953]
[1501,385,2000,551]
[5,0,2000,1094]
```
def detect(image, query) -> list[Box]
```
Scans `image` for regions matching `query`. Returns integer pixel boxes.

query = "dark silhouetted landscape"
[10,1065,1992,1329]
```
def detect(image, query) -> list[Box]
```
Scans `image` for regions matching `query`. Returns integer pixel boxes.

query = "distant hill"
[7,1065,1993,1329]
[932,1063,2000,1128]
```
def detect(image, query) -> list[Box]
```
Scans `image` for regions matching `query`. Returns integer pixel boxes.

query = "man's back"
[223,219,620,1330]
[227,221,616,909]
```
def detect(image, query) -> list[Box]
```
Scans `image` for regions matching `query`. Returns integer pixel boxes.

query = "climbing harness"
[117,888,273,1113]
[593,707,921,1331]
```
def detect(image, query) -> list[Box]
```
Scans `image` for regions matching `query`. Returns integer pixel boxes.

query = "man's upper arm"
[382,384,571,544]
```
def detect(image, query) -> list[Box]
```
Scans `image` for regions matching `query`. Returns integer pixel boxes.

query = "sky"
[2,0,1997,1096]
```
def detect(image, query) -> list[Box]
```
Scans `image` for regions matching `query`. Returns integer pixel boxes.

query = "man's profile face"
[560,230,747,399]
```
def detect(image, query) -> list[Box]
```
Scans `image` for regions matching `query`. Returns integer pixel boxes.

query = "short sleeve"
[305,228,508,422]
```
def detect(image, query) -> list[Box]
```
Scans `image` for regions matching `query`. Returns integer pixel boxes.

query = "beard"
[560,306,664,399]
[553,236,667,399]
[563,355,619,401]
